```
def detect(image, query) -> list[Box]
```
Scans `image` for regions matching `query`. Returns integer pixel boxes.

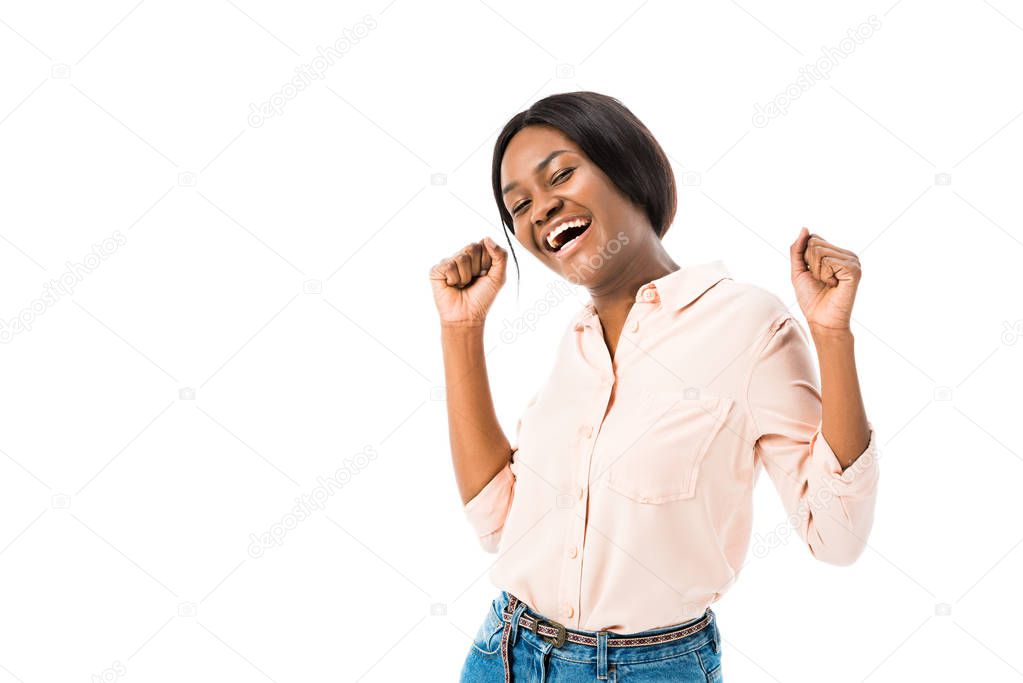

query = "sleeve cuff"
[810,420,880,495]
[464,461,515,539]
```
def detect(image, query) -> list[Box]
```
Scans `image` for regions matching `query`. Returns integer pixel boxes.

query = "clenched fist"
[790,227,862,334]
[429,236,508,326]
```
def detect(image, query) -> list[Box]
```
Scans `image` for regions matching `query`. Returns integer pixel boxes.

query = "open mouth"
[545,217,593,253]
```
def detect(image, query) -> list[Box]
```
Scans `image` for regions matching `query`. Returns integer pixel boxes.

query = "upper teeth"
[547,218,590,248]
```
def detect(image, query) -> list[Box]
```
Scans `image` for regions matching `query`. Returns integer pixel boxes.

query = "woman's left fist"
[789,226,861,334]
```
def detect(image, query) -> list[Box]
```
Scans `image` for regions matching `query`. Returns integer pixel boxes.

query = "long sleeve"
[462,391,538,553]
[745,314,880,566]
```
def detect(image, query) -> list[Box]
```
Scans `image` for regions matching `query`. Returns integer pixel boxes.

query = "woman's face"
[500,125,651,282]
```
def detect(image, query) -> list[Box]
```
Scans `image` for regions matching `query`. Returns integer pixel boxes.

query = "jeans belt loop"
[501,596,528,682]
[596,630,609,680]
[509,600,527,647]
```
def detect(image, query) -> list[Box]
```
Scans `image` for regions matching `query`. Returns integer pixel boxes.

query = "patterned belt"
[498,594,712,682]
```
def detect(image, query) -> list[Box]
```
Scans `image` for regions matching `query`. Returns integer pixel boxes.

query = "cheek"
[513,229,536,252]
[585,173,627,210]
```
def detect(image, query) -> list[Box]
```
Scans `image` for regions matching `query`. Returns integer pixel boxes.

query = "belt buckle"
[538,618,567,648]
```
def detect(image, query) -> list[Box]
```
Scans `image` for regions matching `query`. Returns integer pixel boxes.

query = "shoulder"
[705,276,794,334]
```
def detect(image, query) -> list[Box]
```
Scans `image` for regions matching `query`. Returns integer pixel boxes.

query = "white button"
[629,320,639,332]
[642,288,657,302]
[561,603,574,618]
[579,425,593,439]
[567,545,578,558]
[577,486,585,500]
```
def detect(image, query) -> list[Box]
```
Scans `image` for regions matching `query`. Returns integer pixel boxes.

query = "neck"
[587,244,679,322]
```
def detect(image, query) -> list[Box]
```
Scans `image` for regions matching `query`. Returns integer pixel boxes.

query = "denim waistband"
[494,590,719,665]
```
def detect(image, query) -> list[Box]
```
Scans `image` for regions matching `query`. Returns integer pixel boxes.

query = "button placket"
[618,288,656,346]
[560,304,621,630]
[556,506,586,628]
[558,382,609,631]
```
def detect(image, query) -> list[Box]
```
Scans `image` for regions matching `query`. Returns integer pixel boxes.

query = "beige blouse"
[463,260,880,634]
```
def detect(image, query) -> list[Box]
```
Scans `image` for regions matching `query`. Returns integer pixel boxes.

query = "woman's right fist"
[429,236,508,326]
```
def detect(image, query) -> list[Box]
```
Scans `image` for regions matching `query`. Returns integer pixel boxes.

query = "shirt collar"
[574,260,732,329]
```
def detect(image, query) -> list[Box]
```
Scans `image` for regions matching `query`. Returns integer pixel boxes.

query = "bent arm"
[441,322,513,506]
[748,314,880,566]
[811,323,870,470]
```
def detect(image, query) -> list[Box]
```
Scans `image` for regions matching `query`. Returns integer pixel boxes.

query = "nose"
[531,196,562,232]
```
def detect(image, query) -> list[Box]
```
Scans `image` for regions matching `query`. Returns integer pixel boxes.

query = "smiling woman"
[491,91,678,299]
[429,91,880,683]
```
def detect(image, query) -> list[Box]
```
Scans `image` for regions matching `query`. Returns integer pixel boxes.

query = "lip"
[539,214,593,255]
[551,217,596,261]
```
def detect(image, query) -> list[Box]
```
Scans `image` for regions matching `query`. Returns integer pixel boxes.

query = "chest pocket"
[605,392,735,503]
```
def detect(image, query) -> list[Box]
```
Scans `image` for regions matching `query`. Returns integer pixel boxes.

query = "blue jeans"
[459,590,723,682]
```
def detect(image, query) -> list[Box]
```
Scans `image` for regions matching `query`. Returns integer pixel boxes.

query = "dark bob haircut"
[490,91,677,296]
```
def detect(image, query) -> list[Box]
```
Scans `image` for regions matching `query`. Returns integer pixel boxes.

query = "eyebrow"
[502,149,571,196]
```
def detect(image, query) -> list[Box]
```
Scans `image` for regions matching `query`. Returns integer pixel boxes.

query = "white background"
[1,1,1021,681]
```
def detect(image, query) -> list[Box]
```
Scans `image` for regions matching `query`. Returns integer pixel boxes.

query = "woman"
[430,92,879,682]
